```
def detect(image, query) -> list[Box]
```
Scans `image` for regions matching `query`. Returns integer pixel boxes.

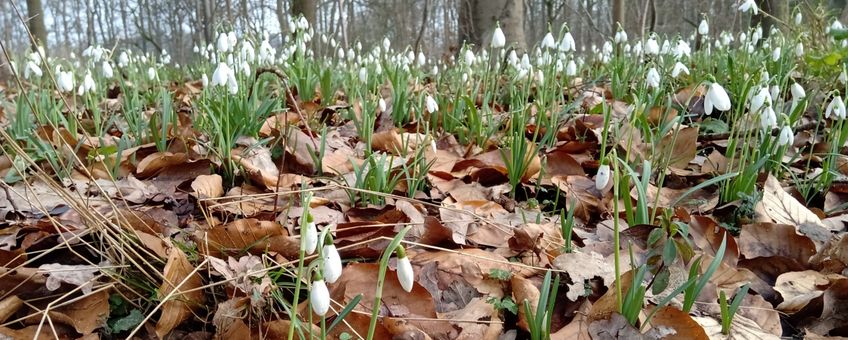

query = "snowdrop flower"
[431,65,439,76]
[301,213,318,255]
[560,31,575,52]
[201,74,209,88]
[760,106,777,130]
[536,69,544,83]
[772,48,781,62]
[425,95,438,113]
[359,66,368,82]
[310,273,330,316]
[491,26,506,48]
[750,87,771,114]
[795,12,803,25]
[698,19,709,35]
[671,62,689,78]
[216,33,231,53]
[378,98,387,112]
[430,139,438,154]
[645,36,659,55]
[614,29,628,44]
[57,70,74,93]
[211,63,232,87]
[322,235,342,283]
[704,82,731,115]
[117,52,129,68]
[541,32,556,49]
[840,70,848,85]
[795,43,804,58]
[383,37,391,51]
[337,48,345,60]
[417,52,426,67]
[508,50,519,66]
[738,0,758,15]
[464,49,475,65]
[646,67,660,88]
[831,20,844,33]
[595,163,611,190]
[565,60,577,76]
[147,67,156,80]
[395,246,414,292]
[81,71,96,94]
[24,61,42,79]
[101,61,113,78]
[674,40,691,59]
[297,16,310,30]
[778,125,794,146]
[826,96,846,119]
[790,82,805,100]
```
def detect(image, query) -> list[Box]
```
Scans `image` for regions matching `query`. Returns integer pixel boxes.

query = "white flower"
[790,83,805,100]
[431,65,439,76]
[430,139,438,154]
[211,62,232,87]
[359,66,368,82]
[81,71,96,93]
[760,106,777,130]
[595,164,611,190]
[302,216,318,255]
[795,43,804,58]
[216,33,231,53]
[383,37,391,51]
[541,32,556,49]
[425,95,438,113]
[840,70,848,85]
[795,12,803,25]
[645,36,659,55]
[310,277,330,316]
[227,31,238,47]
[24,61,42,79]
[491,26,506,48]
[395,248,414,292]
[778,125,794,146]
[704,83,731,115]
[672,62,689,78]
[560,31,575,52]
[464,49,475,65]
[772,48,781,62]
[57,70,74,93]
[674,40,691,59]
[226,71,238,94]
[826,96,846,119]
[646,67,660,89]
[417,52,426,67]
[698,19,709,35]
[739,0,758,15]
[378,98,387,112]
[101,61,113,78]
[147,67,156,80]
[201,74,209,88]
[614,29,628,44]
[337,48,345,60]
[322,242,342,284]
[118,51,130,67]
[750,87,771,114]
[565,60,577,76]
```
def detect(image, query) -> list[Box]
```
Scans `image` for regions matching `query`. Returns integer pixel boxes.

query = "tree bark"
[26,0,48,50]
[459,0,526,51]
[292,0,317,27]
[753,0,787,39]
[611,0,625,33]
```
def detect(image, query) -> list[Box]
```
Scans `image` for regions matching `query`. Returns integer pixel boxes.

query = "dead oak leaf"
[155,247,205,339]
[760,175,831,250]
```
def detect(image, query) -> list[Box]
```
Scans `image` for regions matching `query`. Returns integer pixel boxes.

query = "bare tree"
[459,0,526,51]
[612,0,625,32]
[292,0,317,25]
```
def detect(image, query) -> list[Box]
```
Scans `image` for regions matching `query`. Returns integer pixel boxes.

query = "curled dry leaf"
[657,126,699,169]
[774,270,834,314]
[807,278,848,335]
[0,296,23,324]
[511,275,540,331]
[195,219,300,260]
[23,289,109,335]
[738,223,816,266]
[552,251,615,301]
[191,174,224,199]
[155,247,205,339]
[135,151,188,178]
[689,215,740,266]
[438,297,503,339]
[760,175,831,249]
[692,314,780,340]
[647,306,709,340]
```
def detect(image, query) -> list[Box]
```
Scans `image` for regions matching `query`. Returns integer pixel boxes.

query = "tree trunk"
[292,0,317,26]
[753,0,787,38]
[611,0,625,33]
[26,0,48,50]
[459,0,526,51]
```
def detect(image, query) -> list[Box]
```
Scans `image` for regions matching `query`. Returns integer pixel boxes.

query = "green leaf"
[699,118,729,134]
[661,240,677,265]
[652,267,671,295]
[108,309,144,333]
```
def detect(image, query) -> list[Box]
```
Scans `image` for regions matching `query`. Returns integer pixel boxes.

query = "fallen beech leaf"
[692,314,780,340]
[136,151,188,178]
[38,263,100,295]
[807,278,848,335]
[191,174,224,199]
[738,223,816,266]
[774,270,832,314]
[551,175,601,222]
[212,298,250,338]
[688,215,740,266]
[589,270,636,322]
[512,275,541,331]
[439,297,503,338]
[553,251,615,301]
[647,306,709,340]
[24,289,109,334]
[195,219,300,259]
[738,293,782,336]
[658,126,699,169]
[760,175,831,249]
[155,247,205,339]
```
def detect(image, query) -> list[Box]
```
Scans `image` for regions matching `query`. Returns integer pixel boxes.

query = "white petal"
[310,280,330,316]
[396,257,414,292]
